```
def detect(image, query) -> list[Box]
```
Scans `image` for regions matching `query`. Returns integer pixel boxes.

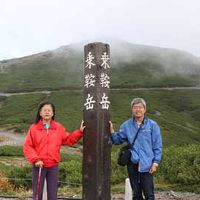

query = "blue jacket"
[111,117,162,172]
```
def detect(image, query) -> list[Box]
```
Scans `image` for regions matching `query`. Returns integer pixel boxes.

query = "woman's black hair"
[35,101,56,124]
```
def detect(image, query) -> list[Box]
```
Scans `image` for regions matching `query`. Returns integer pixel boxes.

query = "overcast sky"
[0,0,200,60]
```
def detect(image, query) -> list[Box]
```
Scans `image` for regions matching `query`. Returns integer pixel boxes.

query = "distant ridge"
[0,41,199,92]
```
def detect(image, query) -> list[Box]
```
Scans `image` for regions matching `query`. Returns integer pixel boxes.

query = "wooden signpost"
[82,42,111,200]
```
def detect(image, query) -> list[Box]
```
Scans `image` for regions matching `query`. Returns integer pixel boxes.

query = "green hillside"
[0,41,200,145]
[0,41,199,92]
[0,42,200,195]
[0,89,200,146]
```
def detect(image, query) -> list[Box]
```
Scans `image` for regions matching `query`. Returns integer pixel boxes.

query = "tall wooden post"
[83,42,111,200]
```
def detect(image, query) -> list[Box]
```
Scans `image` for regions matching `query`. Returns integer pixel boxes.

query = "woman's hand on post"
[80,120,86,132]
[109,121,114,134]
[35,160,43,168]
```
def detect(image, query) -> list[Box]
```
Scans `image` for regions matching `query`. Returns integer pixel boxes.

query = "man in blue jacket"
[110,97,162,200]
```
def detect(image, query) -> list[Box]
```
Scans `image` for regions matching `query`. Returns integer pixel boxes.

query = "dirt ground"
[0,191,200,200]
[0,130,24,146]
[111,191,200,200]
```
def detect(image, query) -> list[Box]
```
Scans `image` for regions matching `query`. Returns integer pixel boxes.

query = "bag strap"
[130,118,145,147]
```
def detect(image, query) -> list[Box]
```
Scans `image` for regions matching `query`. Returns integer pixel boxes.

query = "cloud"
[0,0,200,60]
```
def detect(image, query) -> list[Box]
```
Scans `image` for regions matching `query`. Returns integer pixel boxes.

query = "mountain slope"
[0,41,200,92]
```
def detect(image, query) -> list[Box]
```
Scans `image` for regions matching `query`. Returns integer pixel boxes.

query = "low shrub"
[157,144,200,191]
[0,145,23,156]
[0,144,200,194]
[0,172,14,193]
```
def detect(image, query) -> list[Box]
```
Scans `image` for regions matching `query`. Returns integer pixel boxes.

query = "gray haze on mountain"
[49,40,200,75]
[1,41,200,76]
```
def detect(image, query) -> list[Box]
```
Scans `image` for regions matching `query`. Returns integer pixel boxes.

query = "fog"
[0,0,200,60]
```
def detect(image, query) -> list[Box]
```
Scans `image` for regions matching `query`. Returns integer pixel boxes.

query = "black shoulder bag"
[117,121,143,166]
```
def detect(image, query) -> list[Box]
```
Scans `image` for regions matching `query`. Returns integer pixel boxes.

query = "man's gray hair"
[131,98,146,109]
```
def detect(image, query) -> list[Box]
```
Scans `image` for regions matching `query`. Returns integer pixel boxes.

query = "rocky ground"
[0,192,200,200]
[1,191,200,200]
[111,192,200,200]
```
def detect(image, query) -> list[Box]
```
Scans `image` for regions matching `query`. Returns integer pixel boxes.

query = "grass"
[0,88,199,195]
[0,42,199,92]
[0,89,200,146]
[0,146,23,156]
[1,41,200,196]
[111,62,199,88]
[0,51,83,92]
[1,144,200,196]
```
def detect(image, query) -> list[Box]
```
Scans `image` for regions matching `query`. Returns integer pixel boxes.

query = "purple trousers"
[32,165,58,200]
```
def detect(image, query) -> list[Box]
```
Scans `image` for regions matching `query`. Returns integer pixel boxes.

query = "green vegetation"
[0,144,200,195]
[0,42,199,92]
[0,90,200,146]
[0,41,200,196]
[157,144,200,193]
[0,89,200,195]
[0,146,23,156]
[0,93,46,131]
[111,62,199,88]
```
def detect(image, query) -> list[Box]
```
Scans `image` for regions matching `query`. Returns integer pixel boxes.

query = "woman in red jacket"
[23,101,85,200]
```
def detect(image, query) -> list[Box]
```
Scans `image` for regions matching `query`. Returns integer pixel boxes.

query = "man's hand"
[109,121,114,133]
[149,163,158,174]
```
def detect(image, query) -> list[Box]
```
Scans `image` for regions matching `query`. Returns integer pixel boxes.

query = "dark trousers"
[32,165,58,200]
[127,163,155,200]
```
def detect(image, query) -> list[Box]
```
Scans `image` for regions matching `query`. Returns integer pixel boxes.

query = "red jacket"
[23,120,83,167]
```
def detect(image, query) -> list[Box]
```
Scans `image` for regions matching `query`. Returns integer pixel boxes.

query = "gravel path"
[0,131,24,146]
[0,192,200,200]
[111,192,200,200]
